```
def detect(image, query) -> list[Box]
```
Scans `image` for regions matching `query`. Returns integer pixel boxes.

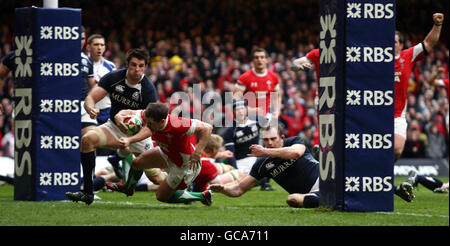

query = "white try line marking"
[86,200,450,218]
[376,211,449,219]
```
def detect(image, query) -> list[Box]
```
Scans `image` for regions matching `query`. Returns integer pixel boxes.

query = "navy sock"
[93,176,106,191]
[417,175,443,191]
[81,151,96,195]
[108,151,124,168]
[135,183,148,191]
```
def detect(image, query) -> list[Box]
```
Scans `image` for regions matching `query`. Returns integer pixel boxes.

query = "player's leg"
[210,169,246,185]
[158,179,212,205]
[394,117,407,162]
[120,147,167,192]
[286,192,320,208]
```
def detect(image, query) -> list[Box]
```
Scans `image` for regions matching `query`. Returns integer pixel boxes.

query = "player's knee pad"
[84,127,107,147]
[303,194,320,208]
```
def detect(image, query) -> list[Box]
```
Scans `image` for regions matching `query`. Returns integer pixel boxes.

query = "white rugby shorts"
[394,116,408,139]
[102,119,153,155]
[157,147,201,190]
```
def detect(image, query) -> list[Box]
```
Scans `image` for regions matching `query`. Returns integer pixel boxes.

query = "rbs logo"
[40,62,80,77]
[347,2,394,19]
[40,26,79,40]
[39,172,79,186]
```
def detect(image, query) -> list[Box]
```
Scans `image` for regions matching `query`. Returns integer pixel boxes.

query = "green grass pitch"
[0,177,448,226]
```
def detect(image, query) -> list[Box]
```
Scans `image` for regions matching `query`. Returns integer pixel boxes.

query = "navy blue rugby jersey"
[222,114,270,163]
[249,136,319,194]
[98,68,158,124]
[81,52,94,100]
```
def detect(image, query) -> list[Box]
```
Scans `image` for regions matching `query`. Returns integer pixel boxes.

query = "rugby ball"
[123,116,143,136]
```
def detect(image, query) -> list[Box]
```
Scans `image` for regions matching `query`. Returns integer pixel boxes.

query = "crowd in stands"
[0,0,448,160]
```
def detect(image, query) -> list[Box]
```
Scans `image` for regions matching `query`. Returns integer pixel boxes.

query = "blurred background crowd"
[0,0,448,160]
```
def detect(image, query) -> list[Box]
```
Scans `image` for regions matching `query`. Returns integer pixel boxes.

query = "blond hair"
[204,134,224,154]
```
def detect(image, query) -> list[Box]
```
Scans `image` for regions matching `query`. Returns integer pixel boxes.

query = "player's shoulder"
[103,58,116,70]
[101,67,126,82]
[239,69,253,80]
[140,75,156,90]
[284,136,304,146]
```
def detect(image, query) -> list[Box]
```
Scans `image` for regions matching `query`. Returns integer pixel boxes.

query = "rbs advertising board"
[14,7,81,201]
[319,0,395,211]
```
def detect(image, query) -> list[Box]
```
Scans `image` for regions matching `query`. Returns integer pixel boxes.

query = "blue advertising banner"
[319,0,395,211]
[344,0,395,212]
[14,7,81,201]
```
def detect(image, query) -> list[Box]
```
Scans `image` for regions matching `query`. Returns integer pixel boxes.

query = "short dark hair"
[87,34,105,44]
[250,47,268,60]
[145,102,169,122]
[261,124,283,137]
[395,31,404,45]
[126,48,150,65]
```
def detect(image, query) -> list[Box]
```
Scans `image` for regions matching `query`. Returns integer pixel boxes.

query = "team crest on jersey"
[265,162,275,169]
[132,91,140,101]
[115,85,125,93]
[266,80,272,90]
[144,143,151,150]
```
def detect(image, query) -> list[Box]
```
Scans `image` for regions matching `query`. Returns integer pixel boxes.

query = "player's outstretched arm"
[290,57,313,72]
[210,175,258,197]
[248,143,305,159]
[190,121,213,170]
[423,13,444,52]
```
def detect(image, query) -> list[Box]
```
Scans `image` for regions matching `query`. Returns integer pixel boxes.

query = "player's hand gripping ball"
[123,116,143,136]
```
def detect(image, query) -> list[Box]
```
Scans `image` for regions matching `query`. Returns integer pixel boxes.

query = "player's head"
[233,99,247,122]
[144,102,169,132]
[261,124,284,149]
[126,48,149,82]
[394,30,405,55]
[204,134,224,157]
[250,47,268,72]
[87,34,106,61]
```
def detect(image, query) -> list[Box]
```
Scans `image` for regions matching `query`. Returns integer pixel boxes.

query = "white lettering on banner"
[40,26,79,40]
[40,136,80,150]
[39,172,79,186]
[14,35,33,78]
[40,62,79,76]
[319,14,336,64]
[347,3,394,19]
[15,88,33,177]
[345,176,392,192]
[40,99,80,113]
[345,133,392,149]
[346,90,393,106]
[346,46,393,63]
[318,77,336,180]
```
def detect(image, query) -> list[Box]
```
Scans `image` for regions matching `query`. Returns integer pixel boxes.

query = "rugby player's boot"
[407,170,419,187]
[395,182,415,202]
[106,182,135,197]
[201,190,213,206]
[65,191,94,205]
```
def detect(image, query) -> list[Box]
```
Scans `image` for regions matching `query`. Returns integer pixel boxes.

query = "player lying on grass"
[407,170,449,193]
[210,124,321,208]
